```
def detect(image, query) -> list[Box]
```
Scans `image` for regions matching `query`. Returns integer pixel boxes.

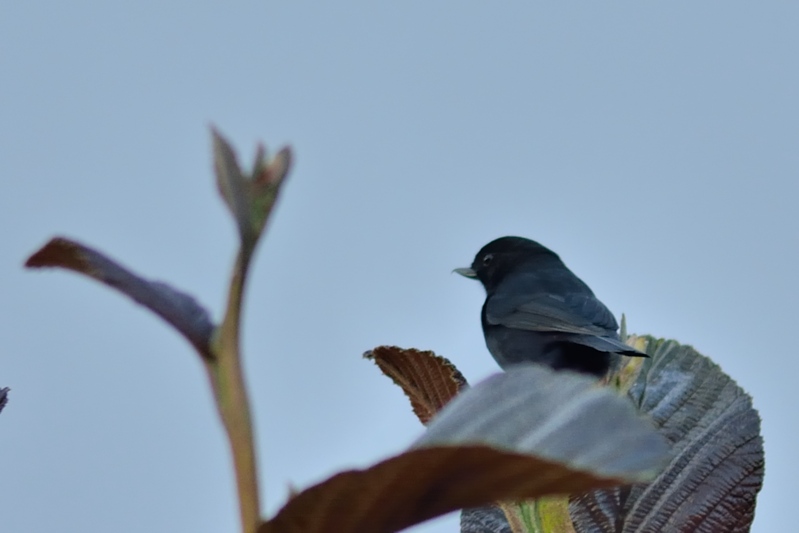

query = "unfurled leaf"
[262,446,616,533]
[24,237,215,359]
[261,364,669,533]
[365,346,467,424]
[569,337,765,533]
[415,365,667,482]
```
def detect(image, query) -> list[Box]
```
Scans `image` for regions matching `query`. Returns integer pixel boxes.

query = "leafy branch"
[26,129,291,533]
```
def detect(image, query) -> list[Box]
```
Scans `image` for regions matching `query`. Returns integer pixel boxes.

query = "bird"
[455,236,645,377]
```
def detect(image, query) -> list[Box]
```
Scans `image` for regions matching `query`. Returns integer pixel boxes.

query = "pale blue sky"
[2,2,796,532]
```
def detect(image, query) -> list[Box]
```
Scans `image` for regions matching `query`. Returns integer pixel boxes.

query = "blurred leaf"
[251,146,291,231]
[416,365,667,482]
[261,365,669,533]
[365,346,468,424]
[569,336,765,533]
[0,388,8,414]
[211,127,291,250]
[212,127,253,245]
[24,237,215,359]
[262,446,610,533]
[255,146,292,186]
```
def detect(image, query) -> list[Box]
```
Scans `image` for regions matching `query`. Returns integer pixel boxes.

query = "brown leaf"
[26,237,95,273]
[265,362,667,533]
[365,346,467,424]
[260,445,628,533]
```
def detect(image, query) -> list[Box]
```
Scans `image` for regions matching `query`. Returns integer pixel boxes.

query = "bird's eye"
[482,253,494,266]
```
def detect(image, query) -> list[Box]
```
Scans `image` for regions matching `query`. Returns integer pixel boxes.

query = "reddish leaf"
[365,346,467,424]
[260,446,629,533]
[263,364,668,533]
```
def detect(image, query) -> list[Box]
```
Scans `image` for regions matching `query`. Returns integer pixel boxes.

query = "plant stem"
[497,501,529,533]
[208,247,261,533]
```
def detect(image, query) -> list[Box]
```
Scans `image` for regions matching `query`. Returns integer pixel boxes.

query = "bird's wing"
[485,292,619,336]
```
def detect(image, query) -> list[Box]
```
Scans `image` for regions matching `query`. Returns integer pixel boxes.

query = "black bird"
[455,236,645,377]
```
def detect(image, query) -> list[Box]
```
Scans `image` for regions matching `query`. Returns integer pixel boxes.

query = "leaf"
[253,145,292,188]
[249,144,291,237]
[568,336,765,533]
[25,237,215,359]
[211,127,292,250]
[415,365,667,482]
[212,127,254,246]
[263,446,618,533]
[0,388,8,415]
[261,364,669,533]
[365,346,467,424]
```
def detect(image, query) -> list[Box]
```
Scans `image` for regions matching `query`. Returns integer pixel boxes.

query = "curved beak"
[453,267,477,279]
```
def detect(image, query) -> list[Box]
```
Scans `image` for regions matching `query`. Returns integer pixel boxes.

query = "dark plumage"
[455,236,645,377]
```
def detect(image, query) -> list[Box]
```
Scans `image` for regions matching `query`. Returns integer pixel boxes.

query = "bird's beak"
[453,267,477,279]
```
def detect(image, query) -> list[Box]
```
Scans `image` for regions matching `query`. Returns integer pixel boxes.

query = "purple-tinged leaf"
[25,237,215,359]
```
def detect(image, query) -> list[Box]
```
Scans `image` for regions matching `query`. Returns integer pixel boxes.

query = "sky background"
[1,2,796,532]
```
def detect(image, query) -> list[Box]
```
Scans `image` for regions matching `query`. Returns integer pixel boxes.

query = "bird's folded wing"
[485,293,619,335]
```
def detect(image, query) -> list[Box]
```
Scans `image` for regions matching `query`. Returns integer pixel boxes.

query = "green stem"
[208,247,260,533]
[497,501,529,533]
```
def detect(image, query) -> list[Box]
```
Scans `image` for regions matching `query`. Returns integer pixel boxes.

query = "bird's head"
[454,236,561,292]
